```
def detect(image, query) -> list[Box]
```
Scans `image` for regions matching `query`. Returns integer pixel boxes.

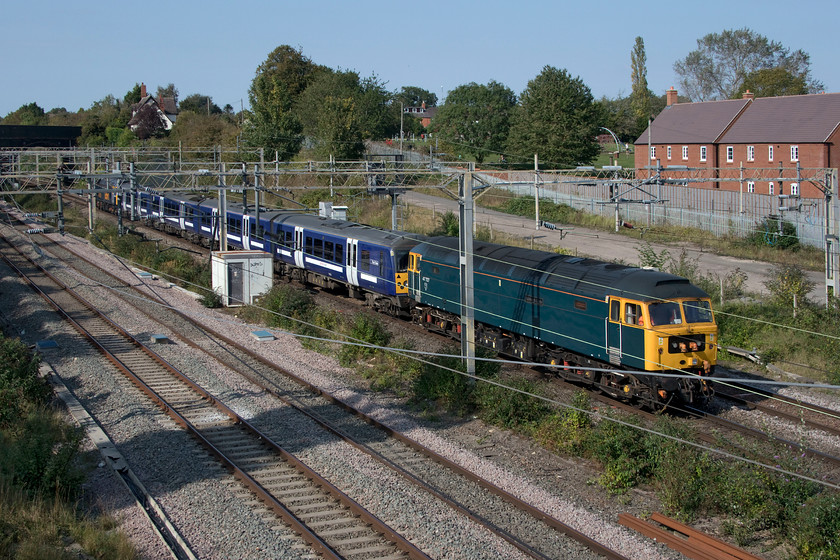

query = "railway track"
[0,210,632,559]
[0,230,429,560]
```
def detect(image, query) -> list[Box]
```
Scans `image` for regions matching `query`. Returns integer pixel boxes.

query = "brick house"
[634,88,840,199]
[404,102,438,128]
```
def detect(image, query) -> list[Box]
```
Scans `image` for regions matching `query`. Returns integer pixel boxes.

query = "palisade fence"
[474,169,832,249]
[1,146,835,250]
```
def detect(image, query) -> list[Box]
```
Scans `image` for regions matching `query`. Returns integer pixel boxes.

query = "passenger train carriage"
[96,188,717,408]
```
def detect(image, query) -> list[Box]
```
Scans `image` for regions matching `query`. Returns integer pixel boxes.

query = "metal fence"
[478,170,831,249]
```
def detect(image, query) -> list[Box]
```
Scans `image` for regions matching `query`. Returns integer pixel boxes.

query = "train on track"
[95,188,717,409]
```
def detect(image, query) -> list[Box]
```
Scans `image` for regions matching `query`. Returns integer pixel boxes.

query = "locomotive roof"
[415,236,709,302]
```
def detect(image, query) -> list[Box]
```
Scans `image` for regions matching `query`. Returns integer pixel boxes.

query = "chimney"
[421,101,426,110]
[666,87,678,106]
[742,90,755,100]
[140,83,147,98]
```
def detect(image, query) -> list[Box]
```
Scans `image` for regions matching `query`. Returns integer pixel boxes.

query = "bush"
[748,217,800,250]
[534,390,591,454]
[261,284,316,331]
[764,263,815,307]
[0,337,49,428]
[474,377,550,430]
[792,493,840,559]
[338,313,391,366]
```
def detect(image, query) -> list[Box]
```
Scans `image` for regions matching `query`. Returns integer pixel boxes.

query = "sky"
[2,0,838,117]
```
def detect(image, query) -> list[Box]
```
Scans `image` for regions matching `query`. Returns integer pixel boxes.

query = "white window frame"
[768,182,775,195]
[682,146,688,160]
[650,146,656,160]
[700,146,707,162]
[768,146,774,161]
[667,146,672,160]
[791,182,800,196]
[747,146,754,162]
[726,146,734,163]
[790,145,799,162]
[747,181,755,193]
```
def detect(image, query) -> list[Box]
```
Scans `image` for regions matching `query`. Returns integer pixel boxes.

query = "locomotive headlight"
[709,334,715,342]
[692,358,698,365]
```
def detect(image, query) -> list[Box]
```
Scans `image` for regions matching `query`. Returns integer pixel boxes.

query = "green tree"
[3,102,47,125]
[431,81,516,164]
[180,93,222,115]
[156,83,179,105]
[169,112,239,147]
[394,86,438,108]
[243,45,323,159]
[673,28,823,101]
[735,67,810,98]
[313,96,365,159]
[123,83,142,105]
[630,37,652,136]
[507,67,601,167]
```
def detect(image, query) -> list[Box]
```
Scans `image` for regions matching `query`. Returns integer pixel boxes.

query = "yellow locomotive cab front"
[642,298,717,374]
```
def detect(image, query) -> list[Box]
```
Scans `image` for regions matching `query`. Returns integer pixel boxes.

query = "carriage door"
[346,238,359,287]
[294,227,305,268]
[606,297,622,365]
[242,216,251,250]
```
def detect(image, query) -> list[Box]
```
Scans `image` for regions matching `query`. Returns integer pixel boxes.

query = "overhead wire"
[3,205,839,493]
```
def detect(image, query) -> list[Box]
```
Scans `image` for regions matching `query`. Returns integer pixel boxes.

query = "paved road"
[401,191,827,301]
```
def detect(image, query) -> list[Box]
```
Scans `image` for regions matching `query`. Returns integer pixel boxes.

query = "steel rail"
[14,213,629,560]
[0,233,430,560]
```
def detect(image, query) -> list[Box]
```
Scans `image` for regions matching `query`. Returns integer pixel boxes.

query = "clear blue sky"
[2,0,837,117]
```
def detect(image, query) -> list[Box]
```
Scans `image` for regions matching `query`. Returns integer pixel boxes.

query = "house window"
[791,182,800,196]
[726,146,734,163]
[682,146,688,160]
[700,146,707,162]
[650,146,656,160]
[768,182,775,195]
[790,145,799,162]
[768,146,774,161]
[747,181,755,193]
[667,146,672,160]
[747,146,754,162]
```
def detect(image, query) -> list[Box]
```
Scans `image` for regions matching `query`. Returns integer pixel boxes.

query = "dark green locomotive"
[407,237,716,407]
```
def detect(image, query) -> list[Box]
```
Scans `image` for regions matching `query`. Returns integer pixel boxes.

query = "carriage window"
[378,251,384,275]
[227,216,241,234]
[305,236,313,255]
[324,241,334,261]
[361,249,371,270]
[335,244,344,264]
[314,238,323,258]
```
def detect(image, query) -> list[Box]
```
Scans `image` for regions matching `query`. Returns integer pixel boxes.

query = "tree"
[123,84,142,106]
[673,28,823,101]
[314,96,365,160]
[169,112,239,147]
[243,45,323,159]
[3,102,47,125]
[130,104,167,140]
[180,93,222,115]
[736,67,810,98]
[156,83,179,105]
[630,37,651,135]
[507,67,601,167]
[431,81,516,164]
[394,86,438,108]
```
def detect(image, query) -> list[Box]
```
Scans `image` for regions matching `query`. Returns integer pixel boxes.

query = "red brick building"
[634,89,840,199]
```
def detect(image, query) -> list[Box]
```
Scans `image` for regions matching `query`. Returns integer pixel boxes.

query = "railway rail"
[0,208,633,559]
[0,229,429,560]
